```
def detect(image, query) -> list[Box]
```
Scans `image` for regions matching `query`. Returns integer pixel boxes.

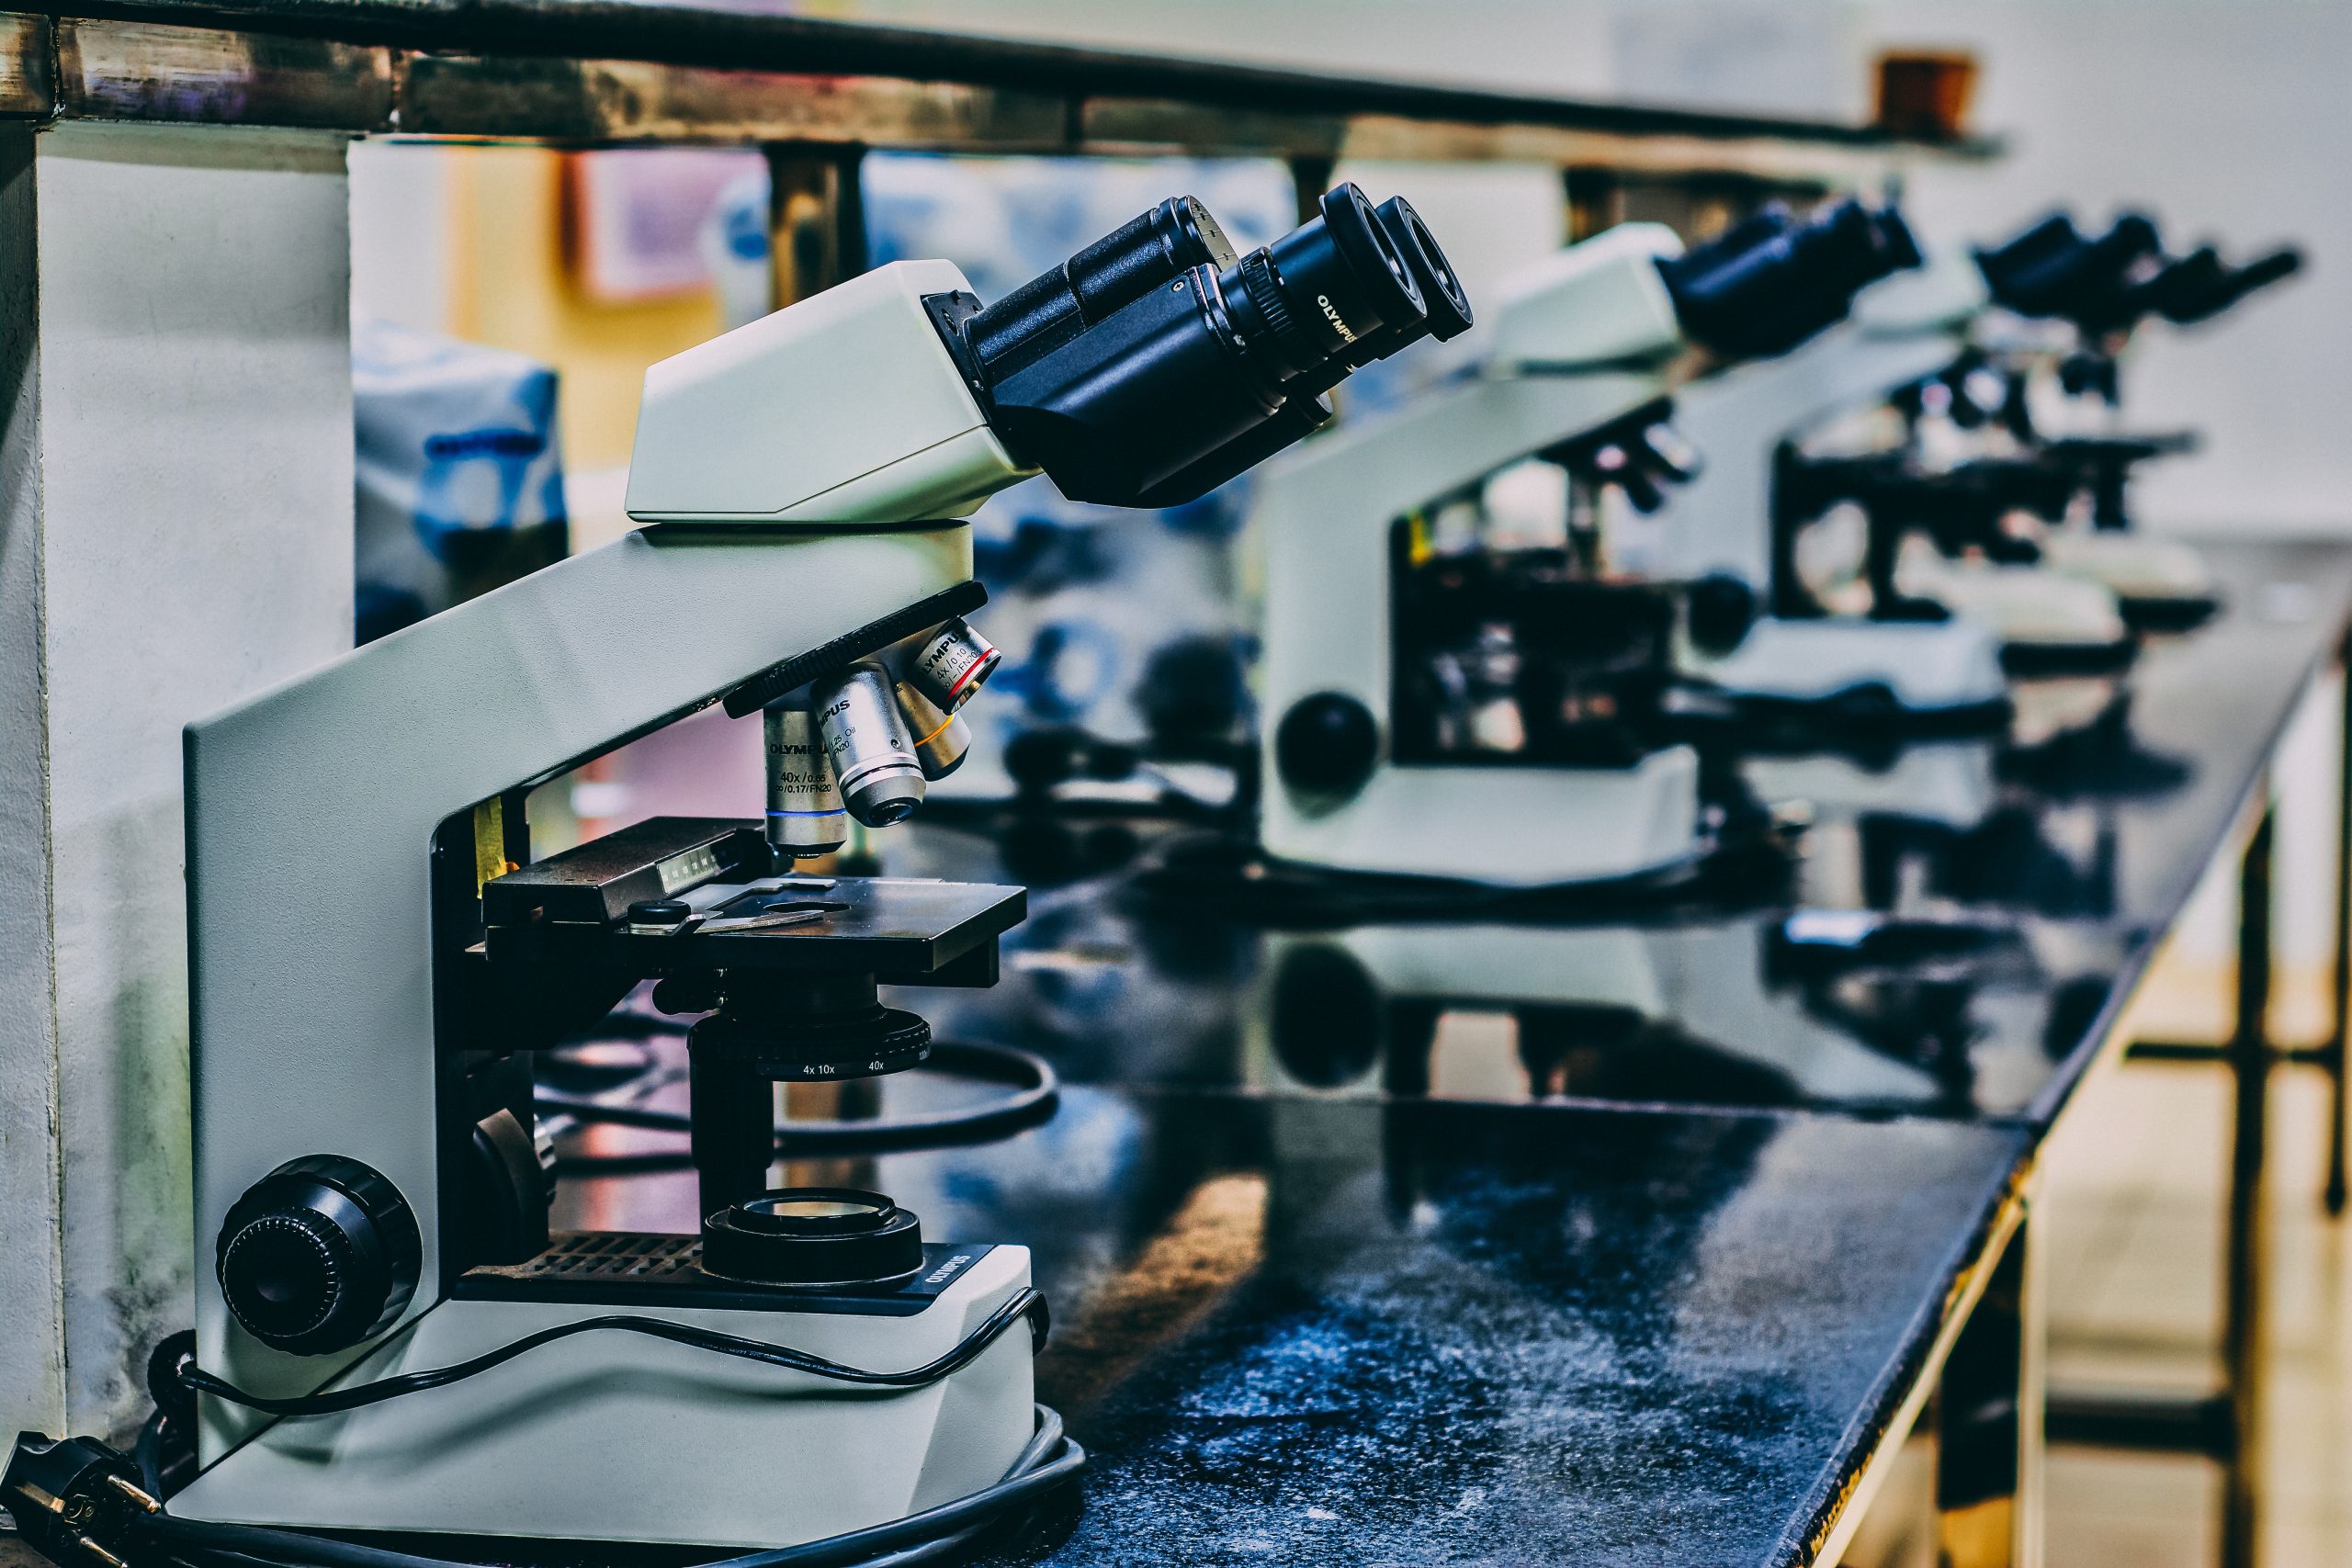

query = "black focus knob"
[1275,693,1379,799]
[1685,573,1758,657]
[217,1156,422,1356]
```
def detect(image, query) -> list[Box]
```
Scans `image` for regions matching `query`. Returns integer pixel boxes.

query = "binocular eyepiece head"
[1975,209,2164,326]
[1658,196,1922,362]
[940,182,1473,509]
[2148,243,2304,325]
[1977,209,2302,333]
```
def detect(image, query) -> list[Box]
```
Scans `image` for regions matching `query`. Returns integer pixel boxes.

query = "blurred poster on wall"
[565,149,765,302]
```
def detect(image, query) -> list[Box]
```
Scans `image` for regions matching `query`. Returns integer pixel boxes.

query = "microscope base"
[1741,742,1997,831]
[1898,557,2137,671]
[1691,615,2009,724]
[173,1247,1036,1551]
[2039,531,2221,631]
[1264,745,1703,888]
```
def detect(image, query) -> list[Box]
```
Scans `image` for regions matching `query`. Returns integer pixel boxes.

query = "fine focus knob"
[1684,573,1758,657]
[216,1156,422,1356]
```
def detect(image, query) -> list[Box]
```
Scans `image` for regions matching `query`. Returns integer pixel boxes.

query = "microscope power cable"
[178,1288,1049,1418]
[538,1040,1060,1157]
[126,1403,1082,1568]
[119,1295,1080,1568]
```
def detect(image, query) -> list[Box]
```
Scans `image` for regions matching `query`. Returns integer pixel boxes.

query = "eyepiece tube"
[956,182,1469,506]
[1973,211,2084,310]
[815,663,927,827]
[2154,243,2303,324]
[1657,197,1922,361]
[1978,210,2162,322]
[1374,197,1475,344]
[965,196,1240,382]
[1259,182,1428,356]
[765,702,850,859]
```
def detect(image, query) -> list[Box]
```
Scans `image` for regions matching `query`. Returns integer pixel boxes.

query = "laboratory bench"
[563,1097,2029,1568]
[546,537,2352,1564]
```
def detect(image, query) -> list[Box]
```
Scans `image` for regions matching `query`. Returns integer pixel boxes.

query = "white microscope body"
[1667,251,2025,718]
[1258,197,1919,887]
[172,261,1040,1551]
[166,183,1465,1554]
[1258,224,1709,887]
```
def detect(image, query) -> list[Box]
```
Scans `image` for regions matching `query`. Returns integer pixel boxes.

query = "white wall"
[0,124,355,1443]
[840,0,2348,534]
[1860,1,2352,533]
[348,139,451,332]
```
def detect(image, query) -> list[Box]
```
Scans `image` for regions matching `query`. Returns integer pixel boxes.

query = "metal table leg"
[1939,1219,2039,1568]
[2219,807,2273,1568]
[2048,804,2277,1568]
[2326,638,2351,1216]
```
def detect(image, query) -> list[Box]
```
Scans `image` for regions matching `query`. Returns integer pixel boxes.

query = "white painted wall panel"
[0,123,353,1440]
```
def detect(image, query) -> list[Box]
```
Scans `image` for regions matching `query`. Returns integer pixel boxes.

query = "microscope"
[3,186,1467,1565]
[1257,196,1917,887]
[1902,210,2301,633]
[1661,245,2025,720]
[1669,209,2298,721]
[1247,911,2038,1117]
[1747,213,2301,690]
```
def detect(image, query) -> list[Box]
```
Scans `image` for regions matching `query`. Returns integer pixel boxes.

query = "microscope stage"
[483,818,1023,979]
[458,1233,1002,1316]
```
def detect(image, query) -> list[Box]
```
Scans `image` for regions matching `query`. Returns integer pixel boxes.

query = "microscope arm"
[1257,366,1675,761]
[183,524,974,1448]
[1659,324,1971,585]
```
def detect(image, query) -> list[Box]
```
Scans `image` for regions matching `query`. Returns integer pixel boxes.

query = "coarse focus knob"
[216,1156,422,1356]
[1275,693,1380,799]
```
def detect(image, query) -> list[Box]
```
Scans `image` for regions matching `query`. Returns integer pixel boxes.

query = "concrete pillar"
[0,121,355,1442]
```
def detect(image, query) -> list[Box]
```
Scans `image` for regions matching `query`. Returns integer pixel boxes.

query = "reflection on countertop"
[874,540,2352,1133]
[553,1088,2026,1567]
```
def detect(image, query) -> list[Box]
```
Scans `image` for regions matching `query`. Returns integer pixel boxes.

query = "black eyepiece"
[1658,197,1922,361]
[1375,196,1476,344]
[938,182,1468,509]
[1265,182,1429,354]
[2152,243,2303,324]
[1976,210,2164,326]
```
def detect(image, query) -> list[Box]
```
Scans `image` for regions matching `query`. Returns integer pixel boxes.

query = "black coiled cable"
[543,1041,1059,1171]
[122,1294,1080,1568]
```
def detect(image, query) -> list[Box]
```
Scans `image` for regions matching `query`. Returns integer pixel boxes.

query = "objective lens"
[893,680,972,780]
[814,663,926,828]
[906,617,1001,713]
[763,702,848,858]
